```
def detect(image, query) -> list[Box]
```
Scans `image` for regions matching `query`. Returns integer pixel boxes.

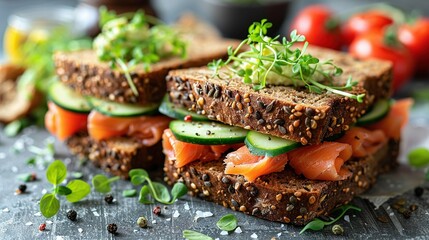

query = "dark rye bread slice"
[166,46,393,145]
[66,132,163,178]
[54,37,238,105]
[164,139,399,225]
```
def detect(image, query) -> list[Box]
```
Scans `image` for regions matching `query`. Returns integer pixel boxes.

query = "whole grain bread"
[66,132,163,178]
[164,139,399,225]
[54,38,238,105]
[166,46,393,145]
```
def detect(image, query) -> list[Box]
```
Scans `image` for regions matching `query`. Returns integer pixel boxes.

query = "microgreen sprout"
[182,230,213,240]
[216,214,238,231]
[94,7,187,96]
[300,204,361,234]
[39,160,90,218]
[92,174,120,194]
[208,19,365,102]
[129,168,188,204]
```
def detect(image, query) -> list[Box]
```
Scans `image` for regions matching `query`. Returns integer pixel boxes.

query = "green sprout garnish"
[94,7,187,96]
[208,19,365,102]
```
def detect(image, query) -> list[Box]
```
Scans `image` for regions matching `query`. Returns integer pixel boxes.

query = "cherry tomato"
[398,18,429,73]
[349,30,414,92]
[342,10,393,45]
[290,5,342,50]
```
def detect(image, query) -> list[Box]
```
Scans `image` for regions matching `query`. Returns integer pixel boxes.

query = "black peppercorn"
[107,223,117,234]
[104,194,114,204]
[67,209,77,221]
[414,187,424,197]
[403,210,412,219]
[18,184,27,193]
[153,206,161,216]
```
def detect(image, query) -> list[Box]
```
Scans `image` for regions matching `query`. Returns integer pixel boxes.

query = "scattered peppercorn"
[184,115,192,122]
[107,223,117,234]
[331,224,344,235]
[104,194,114,204]
[153,206,161,216]
[30,173,37,181]
[67,209,77,221]
[414,187,424,197]
[137,216,148,228]
[409,204,418,212]
[403,210,412,219]
[18,184,27,193]
[39,223,46,231]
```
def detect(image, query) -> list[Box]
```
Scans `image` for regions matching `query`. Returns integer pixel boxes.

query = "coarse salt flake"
[166,218,171,221]
[344,215,350,223]
[2,208,10,213]
[251,233,258,239]
[46,221,53,225]
[194,210,213,221]
[34,212,42,216]
[220,230,228,236]
[277,232,282,237]
[234,227,242,234]
[152,220,157,224]
[173,210,180,218]
[184,202,190,210]
[0,153,5,159]
[78,228,83,233]
[92,211,100,217]
[25,222,33,226]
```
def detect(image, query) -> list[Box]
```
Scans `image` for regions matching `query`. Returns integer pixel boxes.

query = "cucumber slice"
[356,99,390,126]
[169,120,248,145]
[48,81,91,113]
[87,97,159,117]
[159,95,209,121]
[245,131,300,157]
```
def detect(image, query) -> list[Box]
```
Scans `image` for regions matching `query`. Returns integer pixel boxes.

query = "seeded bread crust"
[54,37,238,105]
[164,139,399,225]
[66,132,163,178]
[166,47,393,145]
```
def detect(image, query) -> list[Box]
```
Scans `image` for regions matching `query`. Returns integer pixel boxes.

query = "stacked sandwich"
[161,21,412,224]
[45,11,238,178]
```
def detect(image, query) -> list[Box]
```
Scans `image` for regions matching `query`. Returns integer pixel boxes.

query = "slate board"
[0,126,429,240]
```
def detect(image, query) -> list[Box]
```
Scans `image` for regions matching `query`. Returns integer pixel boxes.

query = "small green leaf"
[46,160,67,185]
[66,180,91,202]
[122,189,137,197]
[46,142,55,156]
[300,219,325,234]
[139,185,154,204]
[129,169,149,178]
[26,157,36,166]
[3,119,29,137]
[92,174,119,193]
[183,230,213,240]
[56,186,72,196]
[152,182,170,202]
[171,182,188,201]
[17,173,32,182]
[131,175,147,185]
[216,214,237,231]
[40,193,60,218]
[408,147,429,167]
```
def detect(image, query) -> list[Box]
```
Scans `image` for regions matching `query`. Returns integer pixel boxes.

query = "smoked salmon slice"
[45,102,88,141]
[88,111,171,147]
[367,98,413,140]
[337,127,387,157]
[288,142,353,181]
[224,146,289,182]
[162,129,243,168]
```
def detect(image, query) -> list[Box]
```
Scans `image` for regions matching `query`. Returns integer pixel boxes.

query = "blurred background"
[1,0,429,60]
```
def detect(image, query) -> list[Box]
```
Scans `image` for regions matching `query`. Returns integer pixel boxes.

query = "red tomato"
[45,101,88,141]
[398,18,429,73]
[290,5,342,50]
[342,10,393,45]
[349,30,414,92]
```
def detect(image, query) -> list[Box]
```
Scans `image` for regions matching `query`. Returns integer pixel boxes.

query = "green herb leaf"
[171,182,188,201]
[40,193,60,218]
[66,180,91,202]
[131,175,147,185]
[17,173,33,182]
[139,185,154,204]
[183,230,213,240]
[122,189,137,197]
[216,214,238,231]
[129,168,149,178]
[300,204,361,234]
[46,160,67,185]
[3,118,30,137]
[26,157,36,166]
[408,147,429,167]
[92,175,119,193]
[56,186,72,196]
[152,182,170,202]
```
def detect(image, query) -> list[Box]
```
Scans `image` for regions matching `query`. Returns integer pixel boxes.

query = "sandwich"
[45,10,238,178]
[161,20,412,225]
